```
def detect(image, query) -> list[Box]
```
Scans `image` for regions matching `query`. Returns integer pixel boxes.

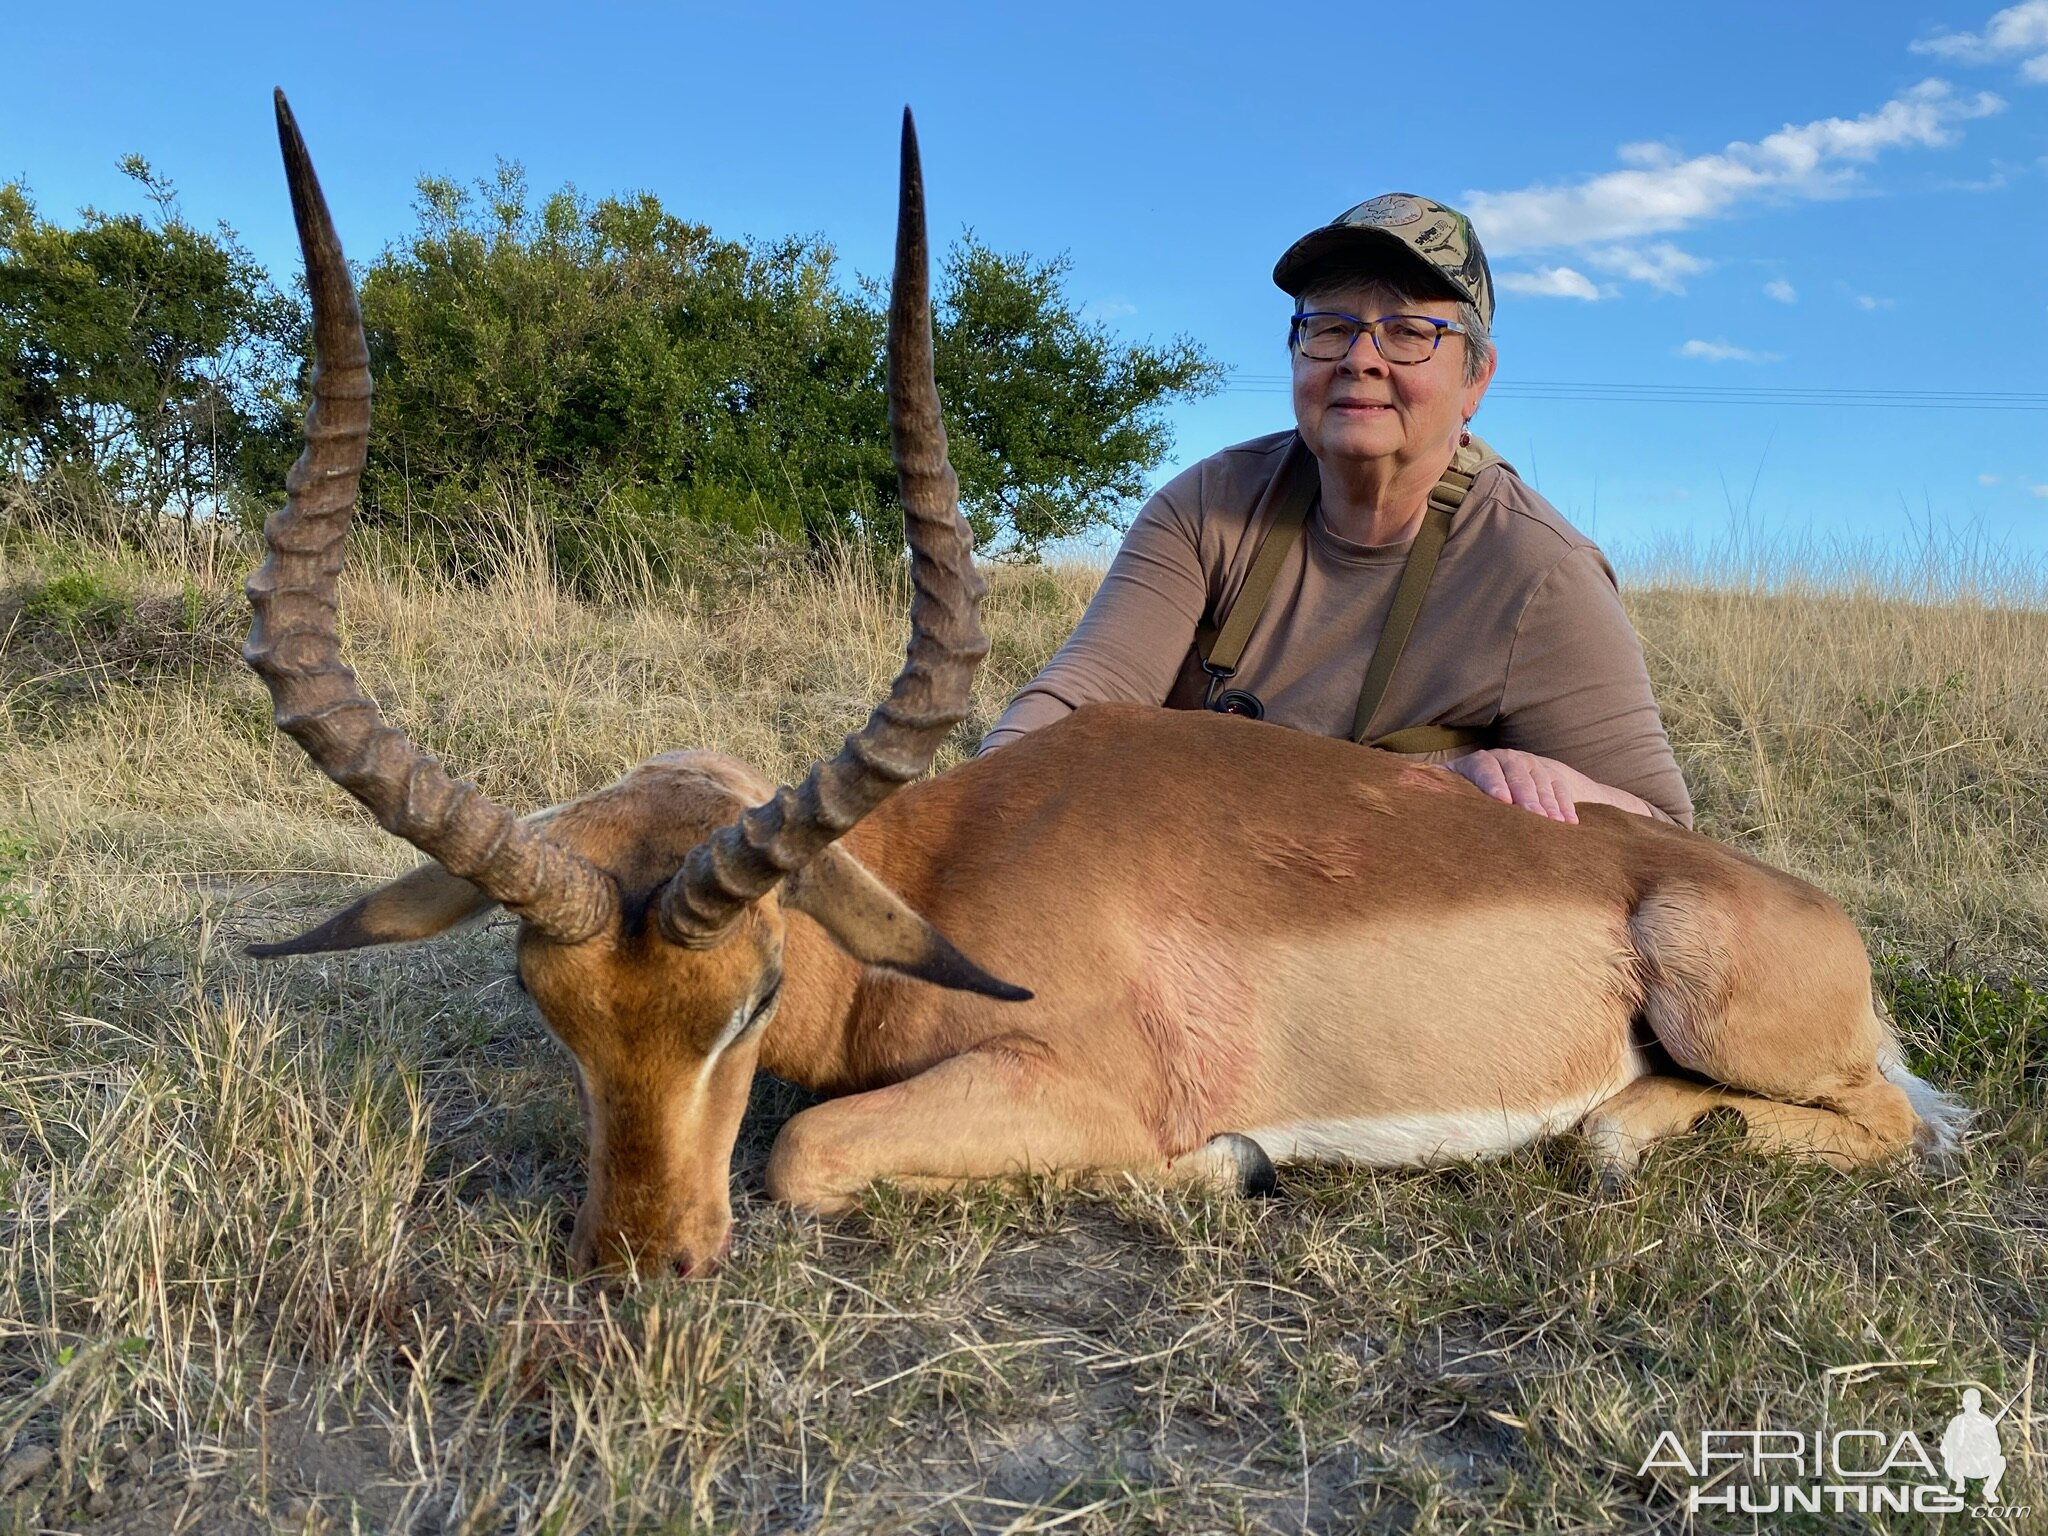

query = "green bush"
[9,150,1223,572]
[349,165,1221,566]
[1,163,298,524]
[18,566,132,634]
[1881,960,2045,1093]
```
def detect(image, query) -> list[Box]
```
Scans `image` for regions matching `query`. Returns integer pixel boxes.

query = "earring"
[1459,425,1472,448]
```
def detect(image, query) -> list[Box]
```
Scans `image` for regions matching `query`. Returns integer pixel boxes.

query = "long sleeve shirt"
[981,430,1693,828]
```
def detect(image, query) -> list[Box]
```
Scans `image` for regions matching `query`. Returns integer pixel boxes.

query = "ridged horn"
[657,108,987,947]
[244,91,618,947]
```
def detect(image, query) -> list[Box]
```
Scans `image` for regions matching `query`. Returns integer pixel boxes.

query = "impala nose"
[570,1227,730,1281]
[672,1233,732,1279]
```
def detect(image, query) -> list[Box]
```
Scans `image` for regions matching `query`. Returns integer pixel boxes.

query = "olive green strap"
[1198,435,1502,753]
[1369,723,1489,754]
[1198,439,1319,676]
[1350,459,1474,745]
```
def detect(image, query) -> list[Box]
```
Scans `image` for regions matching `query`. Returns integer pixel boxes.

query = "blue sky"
[6,0,2045,563]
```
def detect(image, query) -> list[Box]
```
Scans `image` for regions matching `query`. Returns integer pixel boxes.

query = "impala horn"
[244,91,618,948]
[657,109,988,947]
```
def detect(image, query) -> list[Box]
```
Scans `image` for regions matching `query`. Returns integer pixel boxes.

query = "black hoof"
[1217,1133,1277,1198]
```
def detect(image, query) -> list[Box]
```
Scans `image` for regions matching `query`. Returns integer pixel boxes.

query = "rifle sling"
[1198,443,1317,678]
[1197,439,1493,753]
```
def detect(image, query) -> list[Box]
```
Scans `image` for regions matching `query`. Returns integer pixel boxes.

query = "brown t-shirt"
[980,430,1694,827]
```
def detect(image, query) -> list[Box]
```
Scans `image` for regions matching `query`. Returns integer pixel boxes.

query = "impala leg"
[1627,885,1925,1164]
[764,1048,1267,1214]
[1581,1073,1914,1176]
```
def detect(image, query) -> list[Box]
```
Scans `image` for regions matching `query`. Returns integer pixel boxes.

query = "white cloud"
[1765,278,1798,303]
[1853,293,1897,310]
[1617,140,1681,168]
[1584,242,1710,293]
[1940,165,2012,191]
[1913,3,2047,59]
[1497,265,1604,300]
[1679,339,1781,363]
[1465,80,2005,256]
[1913,2,2048,81]
[2033,484,2048,499]
[1979,473,2003,484]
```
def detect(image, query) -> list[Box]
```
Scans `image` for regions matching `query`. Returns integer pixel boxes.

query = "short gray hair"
[1294,277,1493,386]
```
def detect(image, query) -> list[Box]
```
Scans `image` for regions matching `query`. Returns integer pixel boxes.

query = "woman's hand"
[1443,749,1659,823]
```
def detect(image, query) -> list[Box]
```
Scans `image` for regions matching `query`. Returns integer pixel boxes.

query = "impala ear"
[249,860,500,957]
[782,845,1031,1002]
[251,803,575,957]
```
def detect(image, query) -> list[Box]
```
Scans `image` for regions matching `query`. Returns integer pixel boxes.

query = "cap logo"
[1273,191,1494,328]
[1342,194,1425,228]
[1413,218,1456,253]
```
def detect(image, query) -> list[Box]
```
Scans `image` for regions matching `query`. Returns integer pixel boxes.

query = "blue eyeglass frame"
[1289,310,1467,364]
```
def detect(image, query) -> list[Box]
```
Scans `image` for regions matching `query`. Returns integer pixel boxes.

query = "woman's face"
[1290,281,1494,480]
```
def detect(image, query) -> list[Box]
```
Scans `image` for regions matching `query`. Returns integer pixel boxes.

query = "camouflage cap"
[1272,194,1494,328]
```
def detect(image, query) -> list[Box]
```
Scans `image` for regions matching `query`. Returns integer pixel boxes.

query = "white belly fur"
[1246,1044,1648,1168]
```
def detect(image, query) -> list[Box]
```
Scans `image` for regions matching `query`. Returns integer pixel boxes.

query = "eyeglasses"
[1290,311,1466,365]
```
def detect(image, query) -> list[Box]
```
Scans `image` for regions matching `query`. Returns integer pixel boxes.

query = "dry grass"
[0,525,2042,1533]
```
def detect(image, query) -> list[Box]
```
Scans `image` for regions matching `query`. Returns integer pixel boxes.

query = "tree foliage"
[357,165,1222,563]
[4,154,1222,568]
[0,159,297,529]
[934,239,1218,558]
[356,163,893,560]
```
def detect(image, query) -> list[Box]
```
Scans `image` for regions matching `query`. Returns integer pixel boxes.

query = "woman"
[978,193,1692,827]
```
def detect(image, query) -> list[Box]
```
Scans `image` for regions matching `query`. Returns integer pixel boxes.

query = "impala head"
[246,93,1026,1277]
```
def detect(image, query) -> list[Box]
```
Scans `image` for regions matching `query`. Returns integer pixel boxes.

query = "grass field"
[1,523,2043,1533]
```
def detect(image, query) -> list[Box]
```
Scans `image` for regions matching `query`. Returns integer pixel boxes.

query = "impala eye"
[710,974,783,1056]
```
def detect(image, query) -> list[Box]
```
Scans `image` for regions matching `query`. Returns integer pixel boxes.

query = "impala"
[248,93,1963,1276]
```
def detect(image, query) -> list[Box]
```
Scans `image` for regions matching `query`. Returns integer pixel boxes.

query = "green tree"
[935,238,1221,559]
[355,164,1221,566]
[0,158,298,535]
[356,163,890,564]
